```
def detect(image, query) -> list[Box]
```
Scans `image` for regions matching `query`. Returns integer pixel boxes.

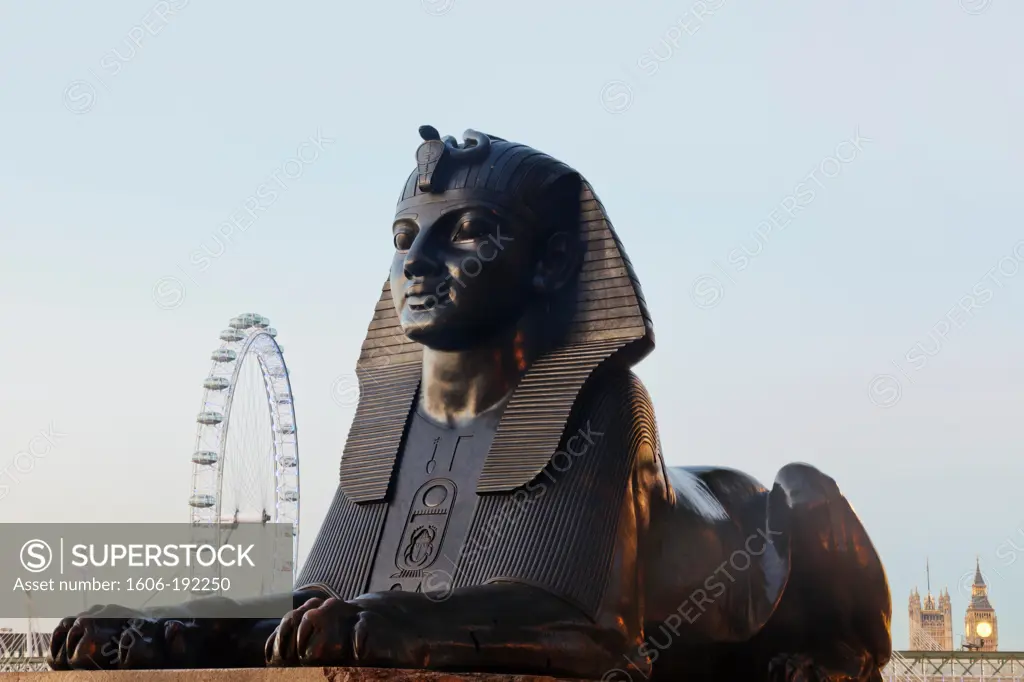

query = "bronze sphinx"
[49,126,891,681]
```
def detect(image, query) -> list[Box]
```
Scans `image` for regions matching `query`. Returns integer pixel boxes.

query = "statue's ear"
[533,173,582,294]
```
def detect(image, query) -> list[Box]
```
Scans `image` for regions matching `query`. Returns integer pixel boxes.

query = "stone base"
[0,668,589,682]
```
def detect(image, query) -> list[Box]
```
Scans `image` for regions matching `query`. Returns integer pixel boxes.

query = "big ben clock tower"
[964,558,998,651]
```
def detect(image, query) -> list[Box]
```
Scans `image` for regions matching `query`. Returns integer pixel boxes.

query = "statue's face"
[390,190,541,350]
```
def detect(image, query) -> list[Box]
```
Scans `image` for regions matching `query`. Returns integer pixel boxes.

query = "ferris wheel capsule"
[266,327,278,337]
[228,313,258,330]
[203,376,231,391]
[197,411,224,425]
[192,451,218,465]
[219,329,245,342]
[254,315,270,328]
[189,494,216,508]
[212,349,237,363]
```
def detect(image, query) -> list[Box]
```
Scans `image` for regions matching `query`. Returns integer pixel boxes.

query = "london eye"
[188,313,299,575]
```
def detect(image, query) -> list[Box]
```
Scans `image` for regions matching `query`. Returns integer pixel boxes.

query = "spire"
[927,557,931,594]
[974,556,986,587]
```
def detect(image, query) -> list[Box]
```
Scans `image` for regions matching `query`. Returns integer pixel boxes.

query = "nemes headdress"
[398,125,578,220]
[340,126,655,503]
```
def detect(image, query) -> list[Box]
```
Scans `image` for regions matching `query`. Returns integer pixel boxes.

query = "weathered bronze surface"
[48,127,891,681]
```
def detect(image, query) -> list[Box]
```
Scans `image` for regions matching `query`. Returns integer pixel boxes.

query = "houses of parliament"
[909,559,999,651]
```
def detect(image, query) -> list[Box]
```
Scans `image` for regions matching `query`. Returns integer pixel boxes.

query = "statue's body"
[50,127,891,681]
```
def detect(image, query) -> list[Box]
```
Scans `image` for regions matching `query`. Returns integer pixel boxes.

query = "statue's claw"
[46,616,78,669]
[266,596,326,665]
[46,604,146,670]
[48,605,230,670]
[295,597,362,664]
[267,596,419,668]
[348,608,419,667]
[63,617,127,669]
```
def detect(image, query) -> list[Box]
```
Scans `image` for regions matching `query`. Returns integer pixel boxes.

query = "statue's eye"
[394,231,414,251]
[452,216,494,243]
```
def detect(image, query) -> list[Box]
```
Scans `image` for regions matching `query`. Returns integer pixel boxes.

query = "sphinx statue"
[49,126,891,681]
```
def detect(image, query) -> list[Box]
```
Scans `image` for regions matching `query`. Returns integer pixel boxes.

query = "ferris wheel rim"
[189,315,300,572]
[213,331,292,511]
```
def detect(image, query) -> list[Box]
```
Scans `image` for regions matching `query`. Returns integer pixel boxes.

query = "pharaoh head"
[390,125,584,351]
[341,126,654,502]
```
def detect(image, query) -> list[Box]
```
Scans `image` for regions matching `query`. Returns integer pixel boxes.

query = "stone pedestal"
[0,669,590,682]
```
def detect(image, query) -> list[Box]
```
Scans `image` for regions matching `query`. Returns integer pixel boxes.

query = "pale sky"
[1,0,1022,649]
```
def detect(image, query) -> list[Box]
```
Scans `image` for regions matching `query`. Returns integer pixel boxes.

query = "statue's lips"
[404,282,451,311]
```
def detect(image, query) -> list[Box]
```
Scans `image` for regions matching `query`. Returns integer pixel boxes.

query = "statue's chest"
[366,411,496,593]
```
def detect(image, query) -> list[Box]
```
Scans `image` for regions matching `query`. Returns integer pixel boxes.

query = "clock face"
[977,621,993,638]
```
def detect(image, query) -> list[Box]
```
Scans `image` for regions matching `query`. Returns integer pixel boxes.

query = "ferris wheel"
[188,313,299,574]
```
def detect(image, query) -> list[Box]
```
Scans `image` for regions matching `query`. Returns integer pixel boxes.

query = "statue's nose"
[403,233,444,279]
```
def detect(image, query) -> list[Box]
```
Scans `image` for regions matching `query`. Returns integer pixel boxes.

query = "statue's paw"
[61,612,140,669]
[267,596,421,668]
[347,606,426,668]
[769,653,830,682]
[267,596,333,665]
[47,616,79,669]
[47,605,140,669]
[47,604,204,671]
[49,605,114,668]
